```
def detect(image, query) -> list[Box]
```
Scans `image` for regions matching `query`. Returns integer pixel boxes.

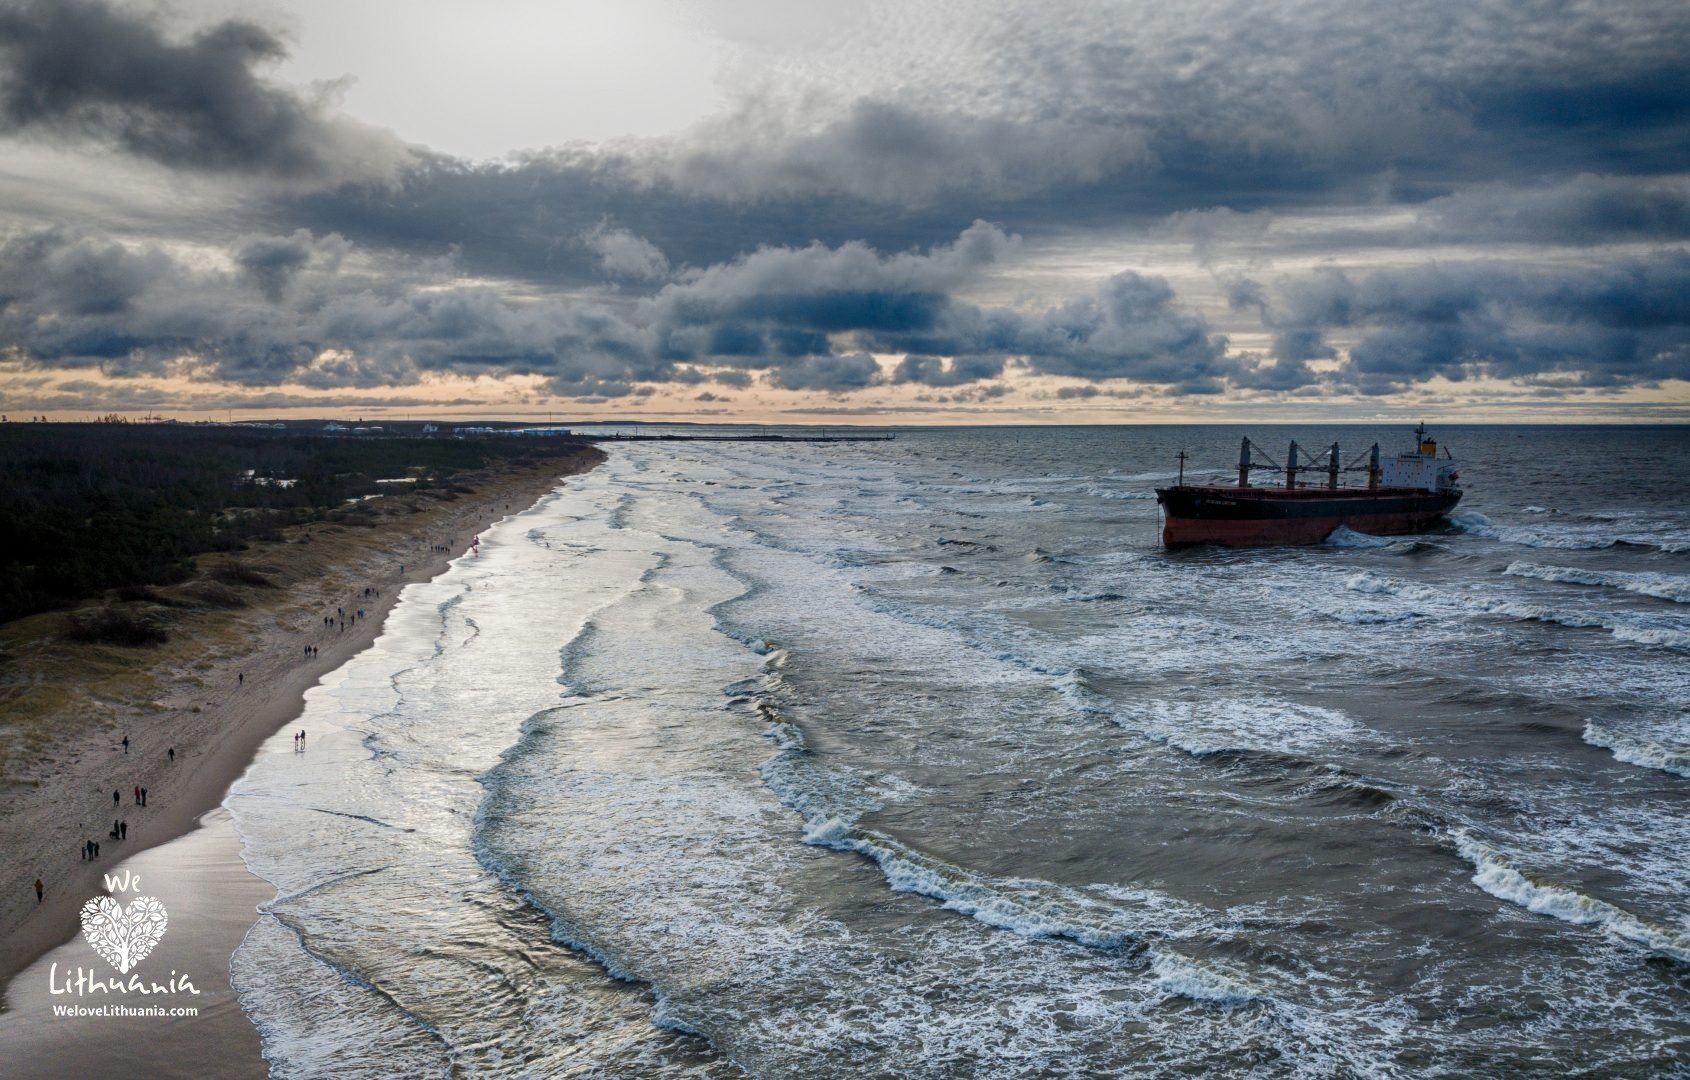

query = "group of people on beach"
[68,739,170,874]
[33,513,505,911]
[44,565,400,902]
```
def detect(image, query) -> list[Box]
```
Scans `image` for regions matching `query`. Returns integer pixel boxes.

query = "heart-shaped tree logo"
[80,895,169,974]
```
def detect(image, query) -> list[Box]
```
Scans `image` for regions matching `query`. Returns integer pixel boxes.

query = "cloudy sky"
[1,0,1686,423]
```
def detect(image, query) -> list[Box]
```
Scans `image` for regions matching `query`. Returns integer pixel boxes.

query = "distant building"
[421,424,439,434]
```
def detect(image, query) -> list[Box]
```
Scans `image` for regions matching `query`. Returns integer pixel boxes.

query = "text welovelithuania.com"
[52,1003,200,1018]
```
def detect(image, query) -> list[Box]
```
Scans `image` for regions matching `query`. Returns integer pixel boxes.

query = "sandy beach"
[0,807,269,1079]
[0,449,602,999]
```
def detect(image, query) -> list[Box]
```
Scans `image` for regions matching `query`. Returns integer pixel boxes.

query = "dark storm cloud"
[1,222,1263,396]
[0,225,657,393]
[274,152,972,293]
[7,0,1688,269]
[669,99,1147,206]
[642,217,1014,323]
[636,220,1014,366]
[196,0,1688,337]
[235,230,349,302]
[0,228,174,316]
[237,234,311,302]
[994,273,1232,386]
[1263,252,1690,393]
[765,353,881,392]
[1412,175,1690,245]
[890,355,1006,387]
[624,228,1247,393]
[0,0,409,182]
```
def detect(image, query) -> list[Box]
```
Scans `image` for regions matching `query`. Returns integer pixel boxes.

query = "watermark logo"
[79,872,168,974]
[49,870,199,1001]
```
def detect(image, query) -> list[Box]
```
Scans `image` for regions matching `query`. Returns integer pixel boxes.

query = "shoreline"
[0,452,601,995]
[0,807,269,1078]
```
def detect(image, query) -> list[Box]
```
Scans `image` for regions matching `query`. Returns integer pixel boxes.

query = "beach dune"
[0,450,601,1004]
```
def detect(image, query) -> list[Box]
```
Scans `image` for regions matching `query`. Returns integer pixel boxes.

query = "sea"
[224,424,1690,1078]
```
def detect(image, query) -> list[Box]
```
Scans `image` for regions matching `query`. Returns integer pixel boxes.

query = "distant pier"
[590,432,894,443]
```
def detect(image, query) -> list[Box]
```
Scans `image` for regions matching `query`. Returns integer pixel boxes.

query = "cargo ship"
[1155,425,1462,547]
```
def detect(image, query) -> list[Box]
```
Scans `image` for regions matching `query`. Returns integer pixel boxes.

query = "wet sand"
[0,808,268,1079]
[0,451,602,1073]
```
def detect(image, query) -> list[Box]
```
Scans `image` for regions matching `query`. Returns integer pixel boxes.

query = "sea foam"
[1504,561,1690,604]
[1454,832,1690,965]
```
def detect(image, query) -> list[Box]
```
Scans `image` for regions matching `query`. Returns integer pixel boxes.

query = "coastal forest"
[0,423,591,624]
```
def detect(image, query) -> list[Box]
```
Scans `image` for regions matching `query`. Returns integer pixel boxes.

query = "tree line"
[0,425,590,623]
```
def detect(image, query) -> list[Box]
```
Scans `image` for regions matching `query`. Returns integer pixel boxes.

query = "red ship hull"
[1155,485,1461,548]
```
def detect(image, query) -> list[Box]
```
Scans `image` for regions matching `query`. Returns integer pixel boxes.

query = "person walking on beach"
[120,820,127,839]
[238,672,244,686]
[93,841,99,857]
[122,735,129,754]
[168,747,175,762]
[141,787,147,806]
[134,785,140,805]
[113,789,120,808]
[36,878,43,903]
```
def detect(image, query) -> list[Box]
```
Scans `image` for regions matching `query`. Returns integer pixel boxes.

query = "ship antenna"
[1177,449,1187,487]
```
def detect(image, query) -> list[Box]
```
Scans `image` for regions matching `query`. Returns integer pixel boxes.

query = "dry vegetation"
[0,446,601,789]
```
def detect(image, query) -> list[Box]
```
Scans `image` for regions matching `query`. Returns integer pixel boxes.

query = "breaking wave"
[1346,572,1690,649]
[1325,526,1396,549]
[1453,511,1690,554]
[1582,720,1690,779]
[1454,832,1690,964]
[1504,561,1690,604]
[1108,696,1367,759]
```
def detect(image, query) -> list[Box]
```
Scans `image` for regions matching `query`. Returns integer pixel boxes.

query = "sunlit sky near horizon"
[0,0,1687,423]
